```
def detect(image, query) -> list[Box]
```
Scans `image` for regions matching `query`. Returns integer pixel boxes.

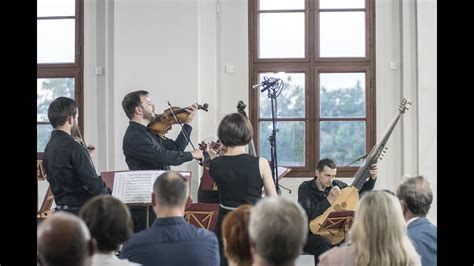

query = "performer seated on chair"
[43,97,111,216]
[297,158,378,265]
[209,113,278,266]
[121,90,203,232]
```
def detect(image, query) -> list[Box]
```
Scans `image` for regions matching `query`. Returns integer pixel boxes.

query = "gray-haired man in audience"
[37,212,95,266]
[397,175,437,266]
[120,171,219,266]
[249,197,308,266]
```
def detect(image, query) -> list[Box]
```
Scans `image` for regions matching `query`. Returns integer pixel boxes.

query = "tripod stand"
[258,77,291,194]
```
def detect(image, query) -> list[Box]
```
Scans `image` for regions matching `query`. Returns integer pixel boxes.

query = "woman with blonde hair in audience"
[318,190,421,266]
[221,205,253,266]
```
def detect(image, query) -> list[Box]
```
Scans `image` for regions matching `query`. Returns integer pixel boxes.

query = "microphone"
[252,77,281,89]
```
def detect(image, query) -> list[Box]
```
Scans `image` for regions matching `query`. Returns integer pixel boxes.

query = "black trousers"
[303,234,332,264]
[197,190,220,204]
[214,207,230,266]
[129,205,156,233]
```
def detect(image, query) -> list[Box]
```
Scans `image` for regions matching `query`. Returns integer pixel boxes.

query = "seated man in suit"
[120,171,219,266]
[397,175,437,266]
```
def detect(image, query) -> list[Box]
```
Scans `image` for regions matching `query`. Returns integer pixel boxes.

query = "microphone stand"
[260,78,290,194]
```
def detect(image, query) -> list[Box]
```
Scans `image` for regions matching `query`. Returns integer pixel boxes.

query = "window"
[37,0,83,152]
[249,0,375,177]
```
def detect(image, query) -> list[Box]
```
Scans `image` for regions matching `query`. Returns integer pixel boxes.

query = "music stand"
[101,170,192,229]
[317,210,354,245]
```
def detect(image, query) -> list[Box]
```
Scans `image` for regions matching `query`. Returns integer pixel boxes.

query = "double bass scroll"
[236,101,256,156]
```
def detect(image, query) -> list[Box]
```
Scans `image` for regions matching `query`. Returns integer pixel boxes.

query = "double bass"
[309,99,411,245]
[237,100,256,156]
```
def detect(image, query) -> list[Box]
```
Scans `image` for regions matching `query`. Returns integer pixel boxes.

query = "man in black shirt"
[121,90,203,231]
[122,90,203,170]
[297,158,377,264]
[43,97,111,215]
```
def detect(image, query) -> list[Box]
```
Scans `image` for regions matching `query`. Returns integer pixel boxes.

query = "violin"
[198,140,222,167]
[148,103,209,138]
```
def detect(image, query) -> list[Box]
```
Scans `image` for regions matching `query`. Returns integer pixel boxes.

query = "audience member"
[79,195,140,266]
[249,197,308,266]
[221,205,253,266]
[318,190,421,266]
[397,175,437,266]
[120,171,219,266]
[37,212,95,266]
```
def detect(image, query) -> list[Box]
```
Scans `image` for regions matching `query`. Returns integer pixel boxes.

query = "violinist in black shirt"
[122,90,203,170]
[121,90,203,232]
[43,97,111,215]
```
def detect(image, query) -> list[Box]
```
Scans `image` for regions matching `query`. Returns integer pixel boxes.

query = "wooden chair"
[184,203,219,232]
[37,152,47,180]
[37,152,54,220]
[37,186,54,220]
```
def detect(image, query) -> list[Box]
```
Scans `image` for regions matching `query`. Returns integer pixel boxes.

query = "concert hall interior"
[36,1,437,265]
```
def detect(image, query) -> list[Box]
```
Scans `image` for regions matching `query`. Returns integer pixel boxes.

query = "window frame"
[248,0,376,177]
[37,0,84,140]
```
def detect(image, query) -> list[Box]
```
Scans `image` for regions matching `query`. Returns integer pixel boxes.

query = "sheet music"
[112,170,191,203]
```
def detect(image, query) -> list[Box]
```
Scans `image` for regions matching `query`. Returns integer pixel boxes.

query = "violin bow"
[76,125,97,169]
[166,101,211,166]
[166,101,197,150]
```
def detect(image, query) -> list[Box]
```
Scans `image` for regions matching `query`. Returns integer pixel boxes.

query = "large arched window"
[249,0,375,177]
[37,0,83,152]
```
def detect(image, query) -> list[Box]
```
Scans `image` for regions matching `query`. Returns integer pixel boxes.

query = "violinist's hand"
[184,104,198,124]
[191,149,203,160]
[86,144,96,155]
[369,164,378,180]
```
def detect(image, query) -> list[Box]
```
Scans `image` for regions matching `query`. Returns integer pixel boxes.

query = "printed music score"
[112,170,191,203]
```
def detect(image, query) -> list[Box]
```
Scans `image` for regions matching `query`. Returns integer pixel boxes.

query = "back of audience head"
[396,175,433,218]
[153,171,189,211]
[249,197,308,266]
[222,205,253,266]
[79,195,133,253]
[218,113,253,147]
[349,190,419,265]
[37,212,94,266]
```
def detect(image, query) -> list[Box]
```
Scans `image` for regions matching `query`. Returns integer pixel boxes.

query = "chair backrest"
[184,203,219,232]
[37,186,54,219]
[37,152,47,180]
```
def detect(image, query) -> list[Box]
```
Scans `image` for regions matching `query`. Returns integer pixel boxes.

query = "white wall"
[416,0,437,224]
[41,0,436,225]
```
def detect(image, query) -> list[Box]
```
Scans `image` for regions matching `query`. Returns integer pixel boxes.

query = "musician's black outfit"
[43,130,111,215]
[122,121,193,232]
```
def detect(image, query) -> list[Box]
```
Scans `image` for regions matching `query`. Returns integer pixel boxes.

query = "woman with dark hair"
[79,195,140,266]
[209,113,277,266]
